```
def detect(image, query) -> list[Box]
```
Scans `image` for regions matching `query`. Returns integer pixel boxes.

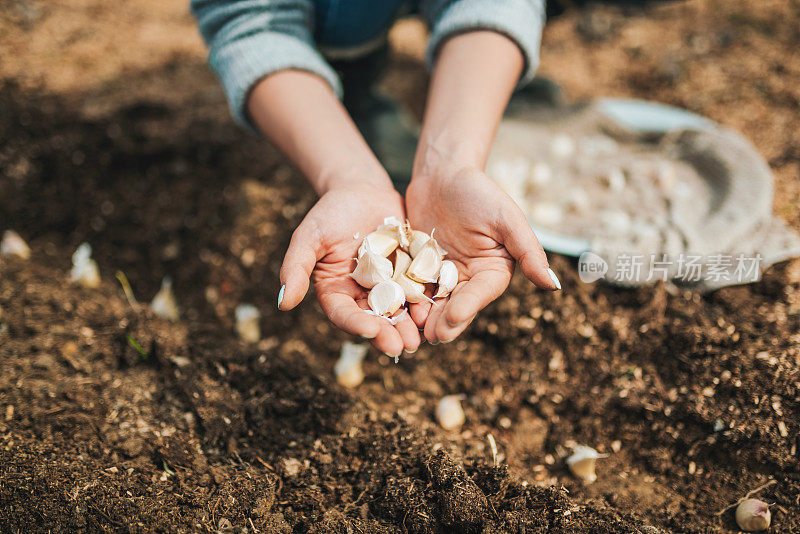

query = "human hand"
[405,165,560,344]
[278,184,421,357]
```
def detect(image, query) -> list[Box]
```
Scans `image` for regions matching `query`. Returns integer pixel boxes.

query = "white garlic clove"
[530,162,552,187]
[392,250,412,281]
[359,228,399,257]
[150,276,180,321]
[350,247,393,289]
[69,243,101,288]
[735,499,771,532]
[1,230,31,259]
[434,260,458,299]
[234,304,261,343]
[436,395,466,430]
[530,201,564,227]
[550,134,575,158]
[334,341,368,388]
[566,445,607,483]
[408,230,431,258]
[396,274,433,304]
[406,237,443,284]
[367,280,405,316]
[601,167,626,191]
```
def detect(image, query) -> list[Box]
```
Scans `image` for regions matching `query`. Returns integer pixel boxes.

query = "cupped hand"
[405,166,560,344]
[278,185,421,357]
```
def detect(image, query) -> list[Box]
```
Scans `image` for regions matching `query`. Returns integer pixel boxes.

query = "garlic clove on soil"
[406,237,443,284]
[351,245,393,289]
[150,276,180,321]
[367,280,406,316]
[392,250,412,281]
[334,341,368,388]
[359,228,399,257]
[396,274,432,304]
[234,304,261,343]
[408,230,431,258]
[69,243,101,288]
[434,260,458,299]
[1,230,31,259]
[436,395,466,430]
[566,445,607,483]
[735,499,771,532]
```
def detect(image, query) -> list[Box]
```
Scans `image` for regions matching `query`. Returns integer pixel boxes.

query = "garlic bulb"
[234,304,261,343]
[150,276,179,321]
[735,499,771,532]
[334,341,368,388]
[406,237,443,284]
[1,230,31,259]
[396,274,432,304]
[392,250,412,281]
[436,395,466,430]
[566,445,606,483]
[367,280,405,316]
[408,230,430,258]
[359,228,399,257]
[69,243,101,288]
[351,246,393,289]
[434,260,458,299]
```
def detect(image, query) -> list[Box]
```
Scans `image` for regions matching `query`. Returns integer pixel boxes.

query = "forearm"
[413,31,523,178]
[248,70,393,195]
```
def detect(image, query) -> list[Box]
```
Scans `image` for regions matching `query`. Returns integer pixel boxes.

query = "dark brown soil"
[1,1,799,532]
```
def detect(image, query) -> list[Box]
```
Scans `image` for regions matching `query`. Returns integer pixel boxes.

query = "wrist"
[314,158,395,196]
[411,134,483,185]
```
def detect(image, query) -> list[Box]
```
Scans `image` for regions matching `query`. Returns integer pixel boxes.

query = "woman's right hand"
[277,184,421,358]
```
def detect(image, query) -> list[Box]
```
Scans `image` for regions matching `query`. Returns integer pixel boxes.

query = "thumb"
[497,205,561,291]
[279,222,322,310]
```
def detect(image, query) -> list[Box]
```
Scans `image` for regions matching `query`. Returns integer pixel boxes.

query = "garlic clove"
[436,395,466,430]
[367,280,406,316]
[359,228,399,257]
[406,237,443,284]
[334,341,368,388]
[396,274,433,304]
[350,247,393,289]
[69,243,101,288]
[735,499,771,532]
[235,304,261,343]
[408,230,431,258]
[434,260,458,299]
[150,276,180,321]
[392,250,412,281]
[566,445,606,483]
[1,230,31,259]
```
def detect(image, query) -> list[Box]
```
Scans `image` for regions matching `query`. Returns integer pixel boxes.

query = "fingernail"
[547,268,562,291]
[360,333,377,339]
[405,348,417,354]
[384,351,401,360]
[430,341,440,346]
[277,284,286,309]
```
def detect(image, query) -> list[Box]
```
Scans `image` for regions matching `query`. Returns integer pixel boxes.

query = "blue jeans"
[313,0,412,51]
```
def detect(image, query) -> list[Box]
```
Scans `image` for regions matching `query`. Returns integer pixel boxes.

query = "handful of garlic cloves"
[351,218,455,323]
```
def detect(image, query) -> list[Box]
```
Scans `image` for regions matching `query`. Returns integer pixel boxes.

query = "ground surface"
[1,0,799,532]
